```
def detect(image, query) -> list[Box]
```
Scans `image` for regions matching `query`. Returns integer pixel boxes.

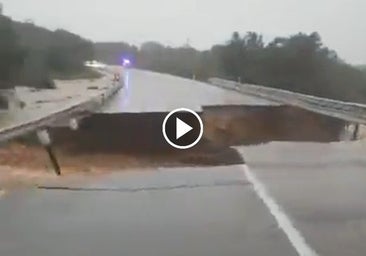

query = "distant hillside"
[0,15,95,89]
[13,21,95,84]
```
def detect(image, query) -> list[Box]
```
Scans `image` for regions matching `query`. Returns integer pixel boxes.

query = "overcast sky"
[2,0,365,64]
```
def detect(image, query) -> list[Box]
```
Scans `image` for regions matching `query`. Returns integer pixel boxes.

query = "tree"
[95,42,137,65]
[95,31,366,103]
[243,32,264,50]
[0,16,25,88]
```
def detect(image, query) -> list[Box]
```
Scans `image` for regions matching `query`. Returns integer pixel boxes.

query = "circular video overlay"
[162,108,204,149]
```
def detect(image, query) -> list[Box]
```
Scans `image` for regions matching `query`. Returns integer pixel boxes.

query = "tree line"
[95,32,366,103]
[1,12,366,103]
[0,15,94,89]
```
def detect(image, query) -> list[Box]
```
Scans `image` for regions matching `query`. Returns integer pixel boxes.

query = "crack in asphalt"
[37,180,249,193]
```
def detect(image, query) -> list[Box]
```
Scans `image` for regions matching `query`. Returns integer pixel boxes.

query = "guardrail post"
[352,124,360,141]
[36,129,61,176]
[69,118,79,131]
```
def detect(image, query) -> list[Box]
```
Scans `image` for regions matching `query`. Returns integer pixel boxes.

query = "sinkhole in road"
[202,105,347,146]
[0,105,349,174]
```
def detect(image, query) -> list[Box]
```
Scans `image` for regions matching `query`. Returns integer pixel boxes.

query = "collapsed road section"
[0,104,349,179]
[0,68,362,183]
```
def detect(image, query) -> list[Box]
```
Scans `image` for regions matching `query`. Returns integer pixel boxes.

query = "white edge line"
[242,164,319,256]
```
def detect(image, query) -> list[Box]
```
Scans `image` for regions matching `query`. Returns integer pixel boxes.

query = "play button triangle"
[176,118,193,139]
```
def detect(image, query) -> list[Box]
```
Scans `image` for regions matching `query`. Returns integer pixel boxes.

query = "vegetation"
[0,15,25,89]
[2,11,366,103]
[357,65,366,72]
[96,32,366,103]
[94,42,138,65]
[0,15,95,89]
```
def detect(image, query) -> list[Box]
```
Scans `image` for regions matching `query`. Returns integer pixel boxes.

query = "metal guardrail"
[208,78,366,124]
[0,79,122,142]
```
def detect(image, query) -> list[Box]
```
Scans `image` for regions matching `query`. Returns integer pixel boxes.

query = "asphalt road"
[237,141,366,256]
[0,166,296,256]
[1,141,366,255]
[0,67,274,133]
[100,69,276,113]
[1,68,366,255]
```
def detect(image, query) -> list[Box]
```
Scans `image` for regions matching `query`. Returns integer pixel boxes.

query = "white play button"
[176,118,193,139]
[162,108,204,149]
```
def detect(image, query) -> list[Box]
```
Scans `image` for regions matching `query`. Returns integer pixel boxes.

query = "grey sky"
[2,0,365,64]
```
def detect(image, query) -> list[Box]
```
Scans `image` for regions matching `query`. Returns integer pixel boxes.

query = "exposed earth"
[0,105,355,188]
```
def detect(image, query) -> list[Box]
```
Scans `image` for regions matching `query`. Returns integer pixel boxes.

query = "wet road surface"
[100,69,276,113]
[1,68,366,255]
[237,141,366,256]
[1,142,366,255]
[1,68,274,133]
[0,166,296,256]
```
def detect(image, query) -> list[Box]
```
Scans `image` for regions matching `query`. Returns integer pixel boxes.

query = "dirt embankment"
[203,105,346,146]
[0,105,347,183]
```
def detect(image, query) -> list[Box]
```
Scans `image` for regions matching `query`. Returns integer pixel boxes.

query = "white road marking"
[242,165,318,256]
